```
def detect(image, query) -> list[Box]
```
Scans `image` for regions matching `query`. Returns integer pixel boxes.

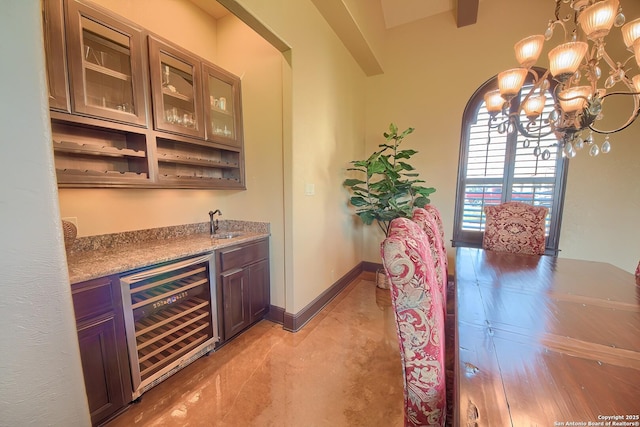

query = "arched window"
[452,71,568,255]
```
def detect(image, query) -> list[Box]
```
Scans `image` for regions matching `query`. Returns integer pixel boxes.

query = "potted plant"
[343,123,436,287]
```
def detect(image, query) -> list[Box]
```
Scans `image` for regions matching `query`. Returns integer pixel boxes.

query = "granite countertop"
[65,220,269,284]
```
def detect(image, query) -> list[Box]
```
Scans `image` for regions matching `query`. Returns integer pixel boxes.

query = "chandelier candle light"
[485,0,640,159]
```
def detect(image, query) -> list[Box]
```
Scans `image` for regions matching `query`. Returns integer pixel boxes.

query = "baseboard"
[362,261,382,272]
[266,305,285,325]
[282,262,365,332]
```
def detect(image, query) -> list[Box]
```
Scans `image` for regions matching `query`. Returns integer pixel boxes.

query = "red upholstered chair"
[635,260,639,285]
[423,205,446,259]
[417,205,455,423]
[381,217,446,427]
[423,204,451,268]
[411,208,447,311]
[483,202,548,256]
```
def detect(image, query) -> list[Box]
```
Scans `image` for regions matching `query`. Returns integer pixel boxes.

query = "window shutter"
[453,75,567,253]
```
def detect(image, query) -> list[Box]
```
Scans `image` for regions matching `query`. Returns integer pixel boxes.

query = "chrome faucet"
[209,210,222,235]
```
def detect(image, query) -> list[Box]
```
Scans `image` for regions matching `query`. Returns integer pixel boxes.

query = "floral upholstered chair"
[423,205,446,259]
[482,202,548,256]
[381,217,446,427]
[411,207,447,312]
[416,206,455,421]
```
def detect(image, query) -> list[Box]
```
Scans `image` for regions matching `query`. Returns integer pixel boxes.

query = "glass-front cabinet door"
[203,62,243,147]
[148,36,204,139]
[42,0,69,112]
[65,0,147,126]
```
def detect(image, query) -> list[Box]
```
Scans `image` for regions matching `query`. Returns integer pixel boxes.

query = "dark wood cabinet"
[43,0,245,189]
[71,275,131,426]
[248,259,270,321]
[148,37,245,187]
[218,239,270,342]
[203,62,243,147]
[148,35,204,139]
[221,267,250,339]
[65,0,148,126]
[42,0,70,112]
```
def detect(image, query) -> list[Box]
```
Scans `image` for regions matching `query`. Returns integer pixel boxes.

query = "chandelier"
[484,0,640,159]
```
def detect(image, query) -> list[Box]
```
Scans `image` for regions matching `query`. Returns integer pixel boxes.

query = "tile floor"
[106,273,405,426]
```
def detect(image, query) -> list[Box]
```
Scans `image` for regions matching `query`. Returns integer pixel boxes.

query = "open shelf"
[157,152,238,169]
[159,174,241,182]
[54,139,145,158]
[52,122,150,186]
[56,168,148,179]
[155,136,242,185]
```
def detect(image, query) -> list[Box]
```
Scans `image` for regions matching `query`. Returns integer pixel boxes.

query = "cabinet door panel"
[148,36,204,139]
[249,259,270,322]
[203,62,243,147]
[222,268,250,340]
[77,315,128,426]
[42,0,69,112]
[220,239,269,271]
[72,275,131,426]
[65,0,147,126]
[72,275,115,322]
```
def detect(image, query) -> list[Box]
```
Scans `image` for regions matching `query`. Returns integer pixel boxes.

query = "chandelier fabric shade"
[523,95,547,119]
[486,0,640,159]
[548,42,588,80]
[484,89,506,113]
[622,17,640,47]
[578,0,619,40]
[515,35,545,68]
[558,86,592,112]
[498,68,528,100]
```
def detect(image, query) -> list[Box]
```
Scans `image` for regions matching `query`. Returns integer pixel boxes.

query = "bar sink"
[212,231,244,239]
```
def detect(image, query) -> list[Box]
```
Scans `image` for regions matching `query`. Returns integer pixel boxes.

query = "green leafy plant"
[343,123,436,237]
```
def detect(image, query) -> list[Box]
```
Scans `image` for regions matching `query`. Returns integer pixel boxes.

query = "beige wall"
[231,0,367,313]
[356,0,640,273]
[0,1,90,424]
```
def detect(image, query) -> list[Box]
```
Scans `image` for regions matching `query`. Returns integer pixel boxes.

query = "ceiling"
[189,0,230,19]
[190,0,480,29]
[188,0,480,76]
[380,0,479,29]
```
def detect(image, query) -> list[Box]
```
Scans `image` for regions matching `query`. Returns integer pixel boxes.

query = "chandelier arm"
[588,91,640,135]
[520,68,546,105]
[589,112,640,134]
[620,75,640,92]
[550,19,571,41]
[519,69,550,108]
[508,113,555,139]
[599,90,640,99]
[554,0,561,21]
[599,49,620,75]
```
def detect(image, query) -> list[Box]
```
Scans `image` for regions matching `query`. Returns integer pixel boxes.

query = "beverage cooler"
[120,253,219,399]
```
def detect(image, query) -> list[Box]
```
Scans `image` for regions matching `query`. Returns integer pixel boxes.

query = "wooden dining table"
[454,247,640,426]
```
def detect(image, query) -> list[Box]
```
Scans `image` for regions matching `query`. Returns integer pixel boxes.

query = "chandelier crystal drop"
[485,0,640,159]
